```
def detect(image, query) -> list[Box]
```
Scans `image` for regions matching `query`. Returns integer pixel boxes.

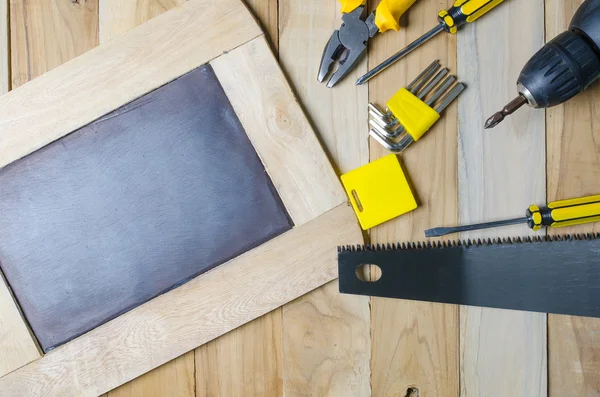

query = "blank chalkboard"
[0,65,292,352]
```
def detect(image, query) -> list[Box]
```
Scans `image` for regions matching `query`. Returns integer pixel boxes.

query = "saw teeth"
[338,233,600,252]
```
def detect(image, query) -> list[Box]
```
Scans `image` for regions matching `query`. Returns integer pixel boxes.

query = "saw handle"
[439,0,504,34]
[527,195,600,230]
[375,0,419,33]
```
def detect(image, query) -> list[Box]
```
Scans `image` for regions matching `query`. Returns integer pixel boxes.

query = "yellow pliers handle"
[339,0,419,33]
[340,0,365,13]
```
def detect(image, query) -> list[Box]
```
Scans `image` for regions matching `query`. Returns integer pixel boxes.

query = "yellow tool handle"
[386,88,440,141]
[438,0,505,34]
[375,0,419,33]
[526,195,600,230]
[340,0,365,13]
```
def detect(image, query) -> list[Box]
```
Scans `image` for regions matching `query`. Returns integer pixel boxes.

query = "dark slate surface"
[0,65,292,351]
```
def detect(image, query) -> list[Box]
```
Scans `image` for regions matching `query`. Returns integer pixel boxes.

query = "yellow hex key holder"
[369,60,466,153]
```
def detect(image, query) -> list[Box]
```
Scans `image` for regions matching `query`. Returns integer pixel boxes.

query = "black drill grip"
[518,31,600,108]
[570,0,600,52]
[518,0,600,108]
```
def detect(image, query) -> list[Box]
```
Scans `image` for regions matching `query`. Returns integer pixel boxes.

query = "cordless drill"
[485,0,600,129]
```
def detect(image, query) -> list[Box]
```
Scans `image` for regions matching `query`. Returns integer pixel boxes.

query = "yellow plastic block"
[341,154,418,230]
[386,88,440,142]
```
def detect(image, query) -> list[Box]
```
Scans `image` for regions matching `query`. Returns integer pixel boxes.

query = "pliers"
[318,0,419,87]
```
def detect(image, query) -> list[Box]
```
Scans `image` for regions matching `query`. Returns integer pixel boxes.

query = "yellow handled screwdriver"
[425,195,600,237]
[356,0,505,85]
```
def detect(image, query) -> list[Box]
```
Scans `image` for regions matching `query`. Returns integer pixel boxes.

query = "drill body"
[485,0,600,128]
[519,0,600,108]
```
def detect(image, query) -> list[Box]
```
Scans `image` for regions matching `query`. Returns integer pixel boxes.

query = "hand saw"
[338,234,600,318]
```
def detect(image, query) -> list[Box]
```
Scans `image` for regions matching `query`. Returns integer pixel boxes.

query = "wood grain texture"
[1,0,100,380]
[10,0,98,88]
[0,272,40,377]
[0,0,41,380]
[195,2,283,396]
[98,0,277,49]
[211,36,346,226]
[99,2,284,394]
[108,351,195,397]
[367,0,459,395]
[97,1,195,395]
[0,0,261,169]
[279,0,368,174]
[282,282,370,396]
[0,64,292,352]
[457,1,547,396]
[99,0,185,43]
[0,204,363,397]
[195,313,283,397]
[278,1,371,395]
[243,0,277,51]
[0,0,7,93]
[546,0,600,395]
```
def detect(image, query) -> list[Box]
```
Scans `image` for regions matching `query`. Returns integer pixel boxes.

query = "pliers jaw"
[318,6,378,88]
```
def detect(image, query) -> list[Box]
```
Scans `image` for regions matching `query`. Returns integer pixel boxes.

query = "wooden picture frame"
[0,1,362,395]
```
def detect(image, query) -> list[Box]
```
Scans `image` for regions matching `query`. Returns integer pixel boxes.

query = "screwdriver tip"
[355,75,368,85]
[484,112,504,129]
[424,228,449,238]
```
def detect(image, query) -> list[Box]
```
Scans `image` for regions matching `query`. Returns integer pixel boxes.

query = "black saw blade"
[338,234,600,318]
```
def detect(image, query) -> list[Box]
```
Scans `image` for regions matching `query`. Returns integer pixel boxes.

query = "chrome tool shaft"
[356,24,445,85]
[425,217,529,238]
[484,95,528,129]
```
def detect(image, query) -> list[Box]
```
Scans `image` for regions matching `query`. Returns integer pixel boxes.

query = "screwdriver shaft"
[425,217,528,238]
[356,24,445,85]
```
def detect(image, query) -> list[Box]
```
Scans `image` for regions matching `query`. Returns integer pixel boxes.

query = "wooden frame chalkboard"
[0,1,362,395]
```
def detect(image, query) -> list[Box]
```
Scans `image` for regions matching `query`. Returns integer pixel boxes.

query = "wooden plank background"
[457,2,547,396]
[2,0,600,395]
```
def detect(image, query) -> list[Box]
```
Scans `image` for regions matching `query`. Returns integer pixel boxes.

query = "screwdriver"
[356,0,505,85]
[485,0,600,129]
[425,195,600,238]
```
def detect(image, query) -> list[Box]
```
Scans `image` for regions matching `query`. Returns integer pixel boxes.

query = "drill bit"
[484,95,528,129]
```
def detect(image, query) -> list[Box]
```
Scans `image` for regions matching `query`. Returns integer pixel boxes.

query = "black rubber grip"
[570,0,600,52]
[518,30,600,108]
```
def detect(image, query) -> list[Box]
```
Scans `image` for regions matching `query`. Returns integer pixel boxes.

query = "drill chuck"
[517,30,600,108]
[485,0,600,129]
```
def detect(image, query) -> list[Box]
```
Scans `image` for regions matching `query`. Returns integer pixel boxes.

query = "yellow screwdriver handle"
[375,0,419,33]
[340,0,365,13]
[546,195,600,229]
[527,195,600,230]
[439,0,505,34]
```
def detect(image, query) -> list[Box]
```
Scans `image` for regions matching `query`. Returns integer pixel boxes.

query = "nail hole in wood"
[356,264,381,282]
[405,387,419,397]
[351,189,364,212]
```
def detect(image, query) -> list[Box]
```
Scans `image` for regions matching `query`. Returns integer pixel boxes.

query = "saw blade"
[338,232,600,252]
[338,233,600,318]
